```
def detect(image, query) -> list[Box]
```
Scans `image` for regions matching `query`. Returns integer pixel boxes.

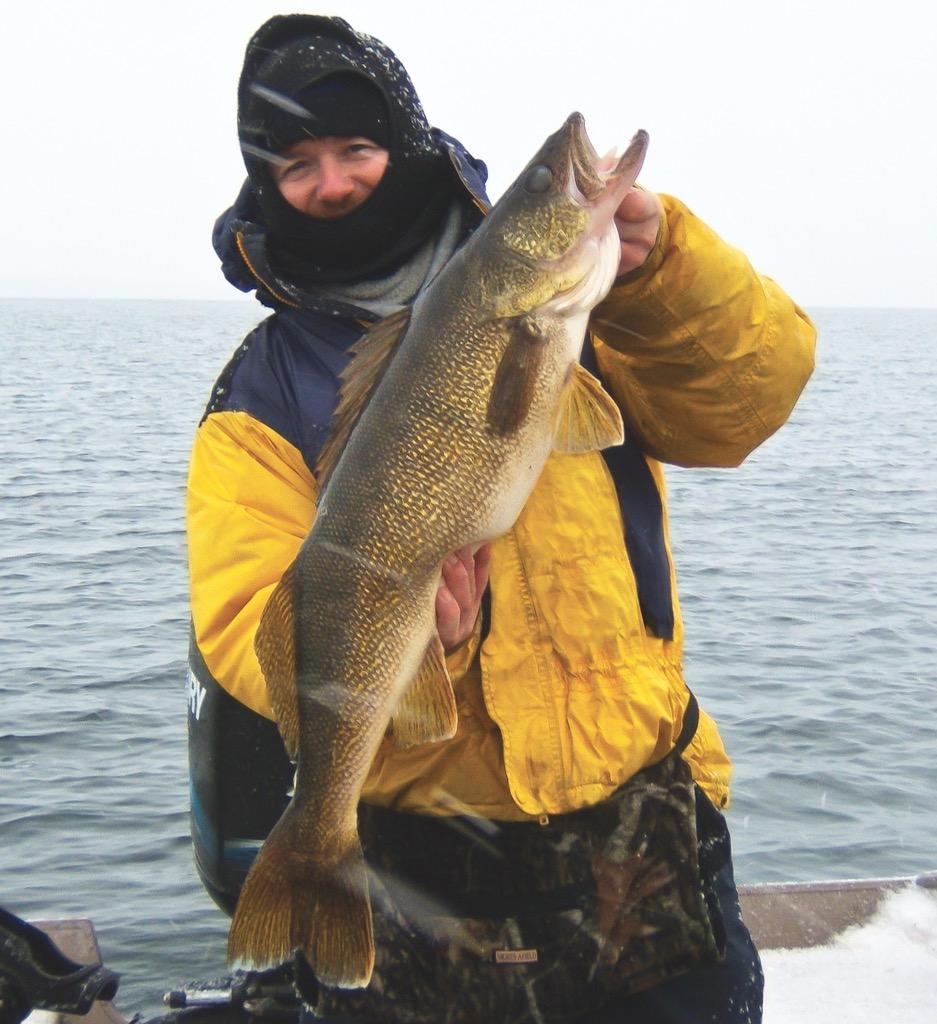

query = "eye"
[525,165,553,193]
[277,160,308,181]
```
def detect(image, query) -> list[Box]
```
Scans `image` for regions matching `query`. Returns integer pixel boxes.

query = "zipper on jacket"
[235,230,302,310]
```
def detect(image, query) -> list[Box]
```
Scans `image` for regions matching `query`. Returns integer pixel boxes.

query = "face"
[271,137,390,220]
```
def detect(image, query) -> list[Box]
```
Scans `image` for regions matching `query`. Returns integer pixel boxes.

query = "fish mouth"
[531,114,649,315]
[563,112,648,213]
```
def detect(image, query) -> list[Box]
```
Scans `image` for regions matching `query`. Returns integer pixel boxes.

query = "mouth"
[534,116,649,316]
[564,112,648,212]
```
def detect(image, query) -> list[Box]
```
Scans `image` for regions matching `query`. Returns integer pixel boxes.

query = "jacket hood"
[238,15,438,168]
[226,15,486,292]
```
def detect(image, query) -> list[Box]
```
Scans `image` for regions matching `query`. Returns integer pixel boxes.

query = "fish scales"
[228,113,649,990]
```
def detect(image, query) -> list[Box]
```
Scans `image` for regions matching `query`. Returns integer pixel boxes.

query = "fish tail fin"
[228,811,374,989]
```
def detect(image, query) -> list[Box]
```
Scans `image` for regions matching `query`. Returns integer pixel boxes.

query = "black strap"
[580,337,675,640]
[675,691,700,755]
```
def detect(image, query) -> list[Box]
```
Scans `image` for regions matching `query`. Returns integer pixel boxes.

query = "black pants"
[305,791,763,1024]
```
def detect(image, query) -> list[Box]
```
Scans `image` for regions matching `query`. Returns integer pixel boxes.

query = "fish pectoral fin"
[391,635,458,748]
[254,562,301,761]
[553,363,625,453]
[485,316,550,436]
[315,306,413,488]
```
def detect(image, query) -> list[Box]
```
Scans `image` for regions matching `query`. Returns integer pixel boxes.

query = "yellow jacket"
[188,194,816,819]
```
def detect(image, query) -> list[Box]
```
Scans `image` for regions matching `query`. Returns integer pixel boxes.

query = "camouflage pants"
[312,752,725,1024]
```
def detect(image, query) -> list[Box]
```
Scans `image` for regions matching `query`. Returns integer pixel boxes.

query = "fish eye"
[524,165,553,193]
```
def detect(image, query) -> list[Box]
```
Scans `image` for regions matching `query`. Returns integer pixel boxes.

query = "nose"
[315,157,355,204]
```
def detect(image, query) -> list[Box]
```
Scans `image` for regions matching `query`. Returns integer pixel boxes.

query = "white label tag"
[494,948,538,964]
[187,668,207,721]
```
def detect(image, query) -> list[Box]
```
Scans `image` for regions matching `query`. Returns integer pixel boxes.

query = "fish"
[227,112,649,989]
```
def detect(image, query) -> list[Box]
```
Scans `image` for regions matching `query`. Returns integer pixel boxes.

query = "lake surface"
[1,300,934,1016]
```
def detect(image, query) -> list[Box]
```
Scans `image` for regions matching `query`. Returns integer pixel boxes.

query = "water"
[667,308,937,885]
[0,300,935,1016]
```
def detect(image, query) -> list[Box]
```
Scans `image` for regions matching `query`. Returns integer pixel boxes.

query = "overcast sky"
[4,0,934,307]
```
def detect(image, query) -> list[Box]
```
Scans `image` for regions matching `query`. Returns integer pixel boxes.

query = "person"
[186,13,816,1024]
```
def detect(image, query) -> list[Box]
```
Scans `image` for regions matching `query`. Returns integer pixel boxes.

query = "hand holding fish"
[614,187,662,276]
[436,544,492,652]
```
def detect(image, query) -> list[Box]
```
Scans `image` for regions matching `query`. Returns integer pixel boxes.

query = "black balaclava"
[237,15,457,283]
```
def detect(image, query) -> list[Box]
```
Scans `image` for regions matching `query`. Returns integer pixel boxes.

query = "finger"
[618,240,658,276]
[614,188,660,225]
[615,212,659,241]
[435,583,461,649]
[441,552,472,612]
[455,545,477,603]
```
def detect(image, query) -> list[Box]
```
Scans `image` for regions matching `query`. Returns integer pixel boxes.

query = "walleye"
[227,113,649,988]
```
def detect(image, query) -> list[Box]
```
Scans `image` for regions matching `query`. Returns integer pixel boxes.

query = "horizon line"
[1,295,935,313]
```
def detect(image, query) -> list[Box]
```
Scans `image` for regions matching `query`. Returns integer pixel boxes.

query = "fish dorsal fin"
[315,307,412,488]
[254,562,301,761]
[554,363,625,453]
[391,634,458,748]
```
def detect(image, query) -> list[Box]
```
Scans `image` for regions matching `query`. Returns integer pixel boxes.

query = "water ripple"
[1,302,936,1014]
